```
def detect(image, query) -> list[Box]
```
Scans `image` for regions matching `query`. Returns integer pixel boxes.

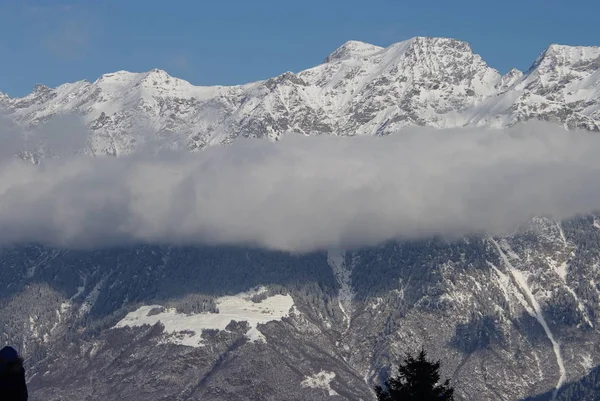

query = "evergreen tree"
[375,348,454,401]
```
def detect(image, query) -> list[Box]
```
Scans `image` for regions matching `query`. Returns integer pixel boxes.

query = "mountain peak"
[377,36,480,68]
[92,69,195,98]
[546,43,600,54]
[530,44,600,72]
[495,68,523,90]
[324,40,383,63]
[404,36,473,52]
[94,70,141,86]
[33,83,52,93]
[325,37,475,65]
[144,68,172,79]
[139,68,178,85]
[1,37,599,153]
[410,36,468,45]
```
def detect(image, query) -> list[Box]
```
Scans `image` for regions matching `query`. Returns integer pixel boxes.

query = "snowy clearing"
[301,370,338,396]
[115,288,294,347]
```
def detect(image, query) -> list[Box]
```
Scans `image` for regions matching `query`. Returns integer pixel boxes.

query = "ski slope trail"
[489,237,566,400]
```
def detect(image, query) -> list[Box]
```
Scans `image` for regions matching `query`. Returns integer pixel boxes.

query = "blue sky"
[0,0,598,97]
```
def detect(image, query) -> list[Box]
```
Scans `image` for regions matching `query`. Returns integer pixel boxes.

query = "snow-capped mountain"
[467,44,600,131]
[1,37,600,401]
[1,37,599,158]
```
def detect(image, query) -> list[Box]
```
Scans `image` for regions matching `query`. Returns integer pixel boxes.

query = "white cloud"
[0,121,599,252]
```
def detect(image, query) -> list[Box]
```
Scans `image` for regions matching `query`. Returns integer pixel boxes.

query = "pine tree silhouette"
[375,348,454,401]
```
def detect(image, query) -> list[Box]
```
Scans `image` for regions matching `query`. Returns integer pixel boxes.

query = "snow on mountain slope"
[2,37,600,401]
[115,287,295,347]
[298,36,502,134]
[324,40,384,62]
[301,370,339,396]
[1,37,599,159]
[490,237,566,400]
[7,215,600,401]
[496,68,524,91]
[467,44,600,130]
[2,69,252,156]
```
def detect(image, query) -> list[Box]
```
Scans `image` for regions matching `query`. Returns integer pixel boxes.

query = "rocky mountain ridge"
[4,216,600,401]
[1,36,599,158]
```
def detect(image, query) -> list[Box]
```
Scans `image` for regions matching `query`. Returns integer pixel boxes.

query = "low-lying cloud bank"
[1,121,599,252]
